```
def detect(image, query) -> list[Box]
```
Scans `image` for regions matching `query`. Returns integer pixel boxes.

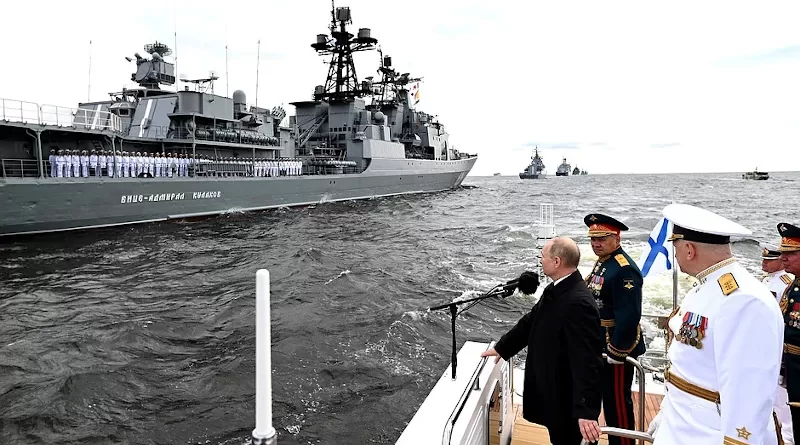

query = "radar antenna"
[371,48,422,106]
[310,1,378,101]
[127,41,176,89]
[144,42,173,57]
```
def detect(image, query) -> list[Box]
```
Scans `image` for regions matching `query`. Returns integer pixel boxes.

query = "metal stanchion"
[580,427,654,445]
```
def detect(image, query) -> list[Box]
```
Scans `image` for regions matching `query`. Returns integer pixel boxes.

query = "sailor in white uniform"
[97,150,106,177]
[79,150,89,177]
[56,149,65,177]
[761,242,796,444]
[648,203,784,445]
[48,150,56,177]
[71,150,80,177]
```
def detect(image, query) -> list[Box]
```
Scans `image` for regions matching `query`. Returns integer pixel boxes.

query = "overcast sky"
[2,0,798,175]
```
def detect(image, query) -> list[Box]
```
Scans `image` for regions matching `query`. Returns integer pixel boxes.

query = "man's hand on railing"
[479,348,502,364]
[578,419,601,443]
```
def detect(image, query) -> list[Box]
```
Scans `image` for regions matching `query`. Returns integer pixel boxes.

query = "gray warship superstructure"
[555,157,570,176]
[519,147,545,179]
[0,4,476,237]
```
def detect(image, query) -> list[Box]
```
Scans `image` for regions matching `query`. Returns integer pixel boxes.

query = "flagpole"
[672,244,678,310]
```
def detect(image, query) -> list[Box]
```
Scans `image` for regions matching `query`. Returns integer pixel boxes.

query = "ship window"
[338,134,346,140]
[119,109,129,116]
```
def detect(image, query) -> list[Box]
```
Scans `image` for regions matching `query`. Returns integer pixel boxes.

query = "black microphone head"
[517,271,540,295]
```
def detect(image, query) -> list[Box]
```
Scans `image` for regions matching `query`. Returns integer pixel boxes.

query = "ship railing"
[1,98,123,133]
[1,158,43,179]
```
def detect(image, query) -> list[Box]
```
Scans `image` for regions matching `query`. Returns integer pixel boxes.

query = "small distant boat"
[572,166,580,175]
[743,168,769,180]
[581,169,588,175]
[493,172,501,176]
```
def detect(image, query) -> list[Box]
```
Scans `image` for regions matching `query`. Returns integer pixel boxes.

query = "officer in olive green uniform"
[778,222,800,440]
[584,213,645,445]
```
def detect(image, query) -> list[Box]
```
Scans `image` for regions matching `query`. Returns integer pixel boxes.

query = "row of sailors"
[47,150,304,178]
[49,150,193,178]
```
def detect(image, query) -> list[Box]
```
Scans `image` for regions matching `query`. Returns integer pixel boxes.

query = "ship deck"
[509,392,663,444]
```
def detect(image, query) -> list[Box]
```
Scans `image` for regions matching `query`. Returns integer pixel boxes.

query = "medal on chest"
[676,311,709,349]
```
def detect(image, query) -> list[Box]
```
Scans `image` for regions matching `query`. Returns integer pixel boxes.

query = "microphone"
[498,271,540,296]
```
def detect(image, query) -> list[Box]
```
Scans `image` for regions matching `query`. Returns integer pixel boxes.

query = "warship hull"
[0,157,475,237]
[518,173,541,179]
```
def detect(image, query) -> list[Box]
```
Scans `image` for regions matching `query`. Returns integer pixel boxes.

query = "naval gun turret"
[126,42,176,90]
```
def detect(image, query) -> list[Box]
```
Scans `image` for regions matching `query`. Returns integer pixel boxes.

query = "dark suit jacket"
[494,270,603,432]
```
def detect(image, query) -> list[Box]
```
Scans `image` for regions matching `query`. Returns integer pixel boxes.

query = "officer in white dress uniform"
[55,149,65,177]
[648,203,784,445]
[79,150,90,177]
[761,242,796,444]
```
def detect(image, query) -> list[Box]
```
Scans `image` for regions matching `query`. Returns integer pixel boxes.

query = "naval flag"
[637,217,675,277]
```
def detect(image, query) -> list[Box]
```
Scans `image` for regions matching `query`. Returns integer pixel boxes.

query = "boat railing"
[580,426,654,444]
[1,98,123,133]
[440,343,495,445]
[1,158,42,179]
[604,354,647,433]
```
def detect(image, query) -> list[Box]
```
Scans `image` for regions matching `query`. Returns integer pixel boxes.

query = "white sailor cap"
[663,203,751,244]
[759,242,782,260]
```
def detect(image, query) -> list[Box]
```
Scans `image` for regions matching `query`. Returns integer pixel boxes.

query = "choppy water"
[1,172,799,444]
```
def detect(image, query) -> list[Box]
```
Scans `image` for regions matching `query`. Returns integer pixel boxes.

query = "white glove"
[606,355,625,365]
[646,411,662,437]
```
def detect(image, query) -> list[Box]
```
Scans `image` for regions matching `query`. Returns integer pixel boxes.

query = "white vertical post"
[252,269,277,445]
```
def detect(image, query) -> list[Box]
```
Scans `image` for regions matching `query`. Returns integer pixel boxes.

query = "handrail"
[441,342,494,445]
[1,98,122,133]
[604,354,647,432]
[580,426,654,445]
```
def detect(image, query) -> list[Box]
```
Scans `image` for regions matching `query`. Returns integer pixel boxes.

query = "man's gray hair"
[547,237,581,268]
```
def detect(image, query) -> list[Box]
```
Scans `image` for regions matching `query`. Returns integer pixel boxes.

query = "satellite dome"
[373,111,385,123]
[233,90,247,104]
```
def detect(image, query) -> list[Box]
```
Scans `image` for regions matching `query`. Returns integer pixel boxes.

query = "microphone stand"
[428,285,514,380]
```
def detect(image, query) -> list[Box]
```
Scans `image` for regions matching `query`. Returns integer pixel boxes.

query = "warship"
[0,4,476,237]
[555,157,570,176]
[519,147,545,179]
[743,168,769,180]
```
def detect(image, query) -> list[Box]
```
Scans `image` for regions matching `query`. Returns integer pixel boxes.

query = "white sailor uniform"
[656,259,784,445]
[653,204,785,445]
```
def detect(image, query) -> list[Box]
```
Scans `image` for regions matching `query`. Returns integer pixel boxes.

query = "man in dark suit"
[481,236,604,445]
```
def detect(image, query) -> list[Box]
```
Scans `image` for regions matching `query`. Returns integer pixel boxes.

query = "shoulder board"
[718,272,739,296]
[782,274,793,285]
[614,254,630,267]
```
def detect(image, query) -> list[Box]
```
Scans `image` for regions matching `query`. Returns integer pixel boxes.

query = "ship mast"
[311,1,378,102]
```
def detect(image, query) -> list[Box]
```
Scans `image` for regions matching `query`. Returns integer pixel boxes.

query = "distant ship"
[519,147,545,179]
[743,168,769,180]
[572,166,580,175]
[581,169,588,175]
[493,172,501,176]
[555,157,570,176]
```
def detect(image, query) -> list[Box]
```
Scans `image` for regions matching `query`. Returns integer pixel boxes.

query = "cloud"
[523,142,580,149]
[649,143,681,149]
[718,45,800,67]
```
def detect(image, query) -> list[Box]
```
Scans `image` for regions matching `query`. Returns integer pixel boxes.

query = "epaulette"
[782,274,793,285]
[718,273,739,296]
[614,254,630,267]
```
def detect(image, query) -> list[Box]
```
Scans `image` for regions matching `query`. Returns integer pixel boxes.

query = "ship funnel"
[314,85,324,97]
[358,28,371,39]
[316,34,327,45]
[383,56,392,67]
